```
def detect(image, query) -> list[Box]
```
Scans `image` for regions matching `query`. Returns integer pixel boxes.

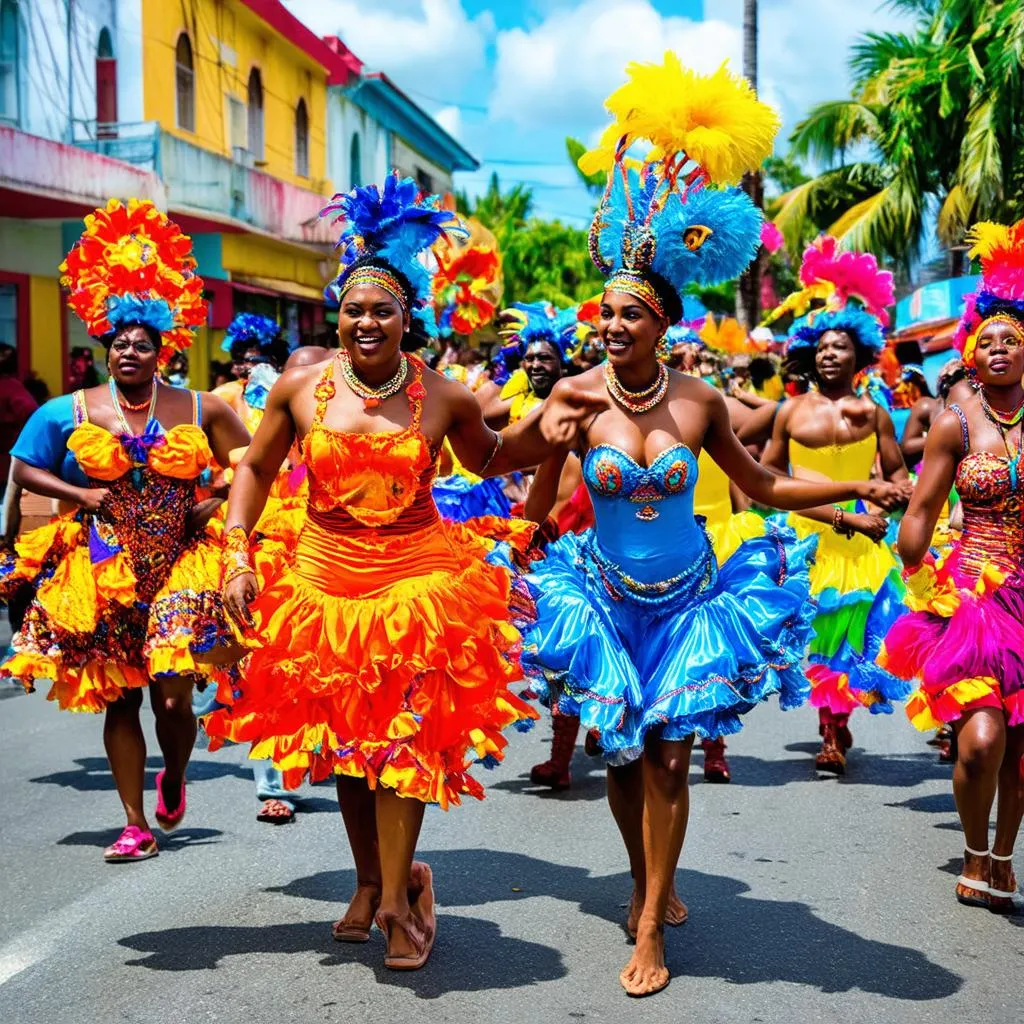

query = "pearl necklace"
[604,362,669,414]
[338,351,408,409]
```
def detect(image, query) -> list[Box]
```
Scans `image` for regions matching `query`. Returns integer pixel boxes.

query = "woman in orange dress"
[0,200,248,861]
[207,174,595,971]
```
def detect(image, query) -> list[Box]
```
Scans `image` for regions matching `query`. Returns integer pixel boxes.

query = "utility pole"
[736,0,763,330]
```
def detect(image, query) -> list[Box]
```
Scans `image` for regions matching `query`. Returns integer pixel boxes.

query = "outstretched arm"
[897,411,960,569]
[704,390,892,512]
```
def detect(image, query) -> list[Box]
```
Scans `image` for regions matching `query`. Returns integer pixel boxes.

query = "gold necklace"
[604,362,669,414]
[338,351,408,410]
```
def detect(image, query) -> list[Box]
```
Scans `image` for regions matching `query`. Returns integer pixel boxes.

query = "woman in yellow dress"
[0,200,248,861]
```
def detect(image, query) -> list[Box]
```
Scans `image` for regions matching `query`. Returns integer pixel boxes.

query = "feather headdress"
[773,236,894,356]
[60,198,207,365]
[432,219,503,338]
[583,55,779,320]
[320,172,465,310]
[221,312,279,353]
[491,302,582,385]
[953,219,1024,365]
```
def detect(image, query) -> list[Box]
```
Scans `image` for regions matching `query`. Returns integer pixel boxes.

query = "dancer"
[207,174,596,971]
[883,220,1024,912]
[0,199,248,860]
[524,57,899,996]
[762,236,913,774]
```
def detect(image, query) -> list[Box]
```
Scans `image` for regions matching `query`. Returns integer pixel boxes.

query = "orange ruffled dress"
[0,391,228,711]
[203,357,537,808]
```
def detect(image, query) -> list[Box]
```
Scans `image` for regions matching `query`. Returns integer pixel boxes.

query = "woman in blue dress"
[523,56,902,997]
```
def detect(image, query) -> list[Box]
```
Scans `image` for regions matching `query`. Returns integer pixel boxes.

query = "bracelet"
[831,506,853,538]
[222,525,253,585]
[480,430,504,474]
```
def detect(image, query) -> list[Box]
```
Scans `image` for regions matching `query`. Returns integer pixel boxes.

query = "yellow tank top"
[694,449,732,524]
[789,433,877,483]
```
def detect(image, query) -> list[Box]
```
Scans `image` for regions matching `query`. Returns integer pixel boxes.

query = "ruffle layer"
[880,556,1024,731]
[203,520,538,808]
[521,527,818,761]
[705,509,766,565]
[433,475,512,522]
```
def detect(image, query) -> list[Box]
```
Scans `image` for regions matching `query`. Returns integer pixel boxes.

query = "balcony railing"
[73,121,333,247]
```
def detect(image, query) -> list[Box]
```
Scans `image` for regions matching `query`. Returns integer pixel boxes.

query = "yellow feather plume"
[579,55,780,185]
[966,221,1012,261]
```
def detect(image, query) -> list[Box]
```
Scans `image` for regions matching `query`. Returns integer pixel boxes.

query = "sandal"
[375,909,436,971]
[955,846,991,908]
[154,769,186,833]
[104,825,158,862]
[332,881,381,943]
[988,852,1018,914]
[256,799,295,825]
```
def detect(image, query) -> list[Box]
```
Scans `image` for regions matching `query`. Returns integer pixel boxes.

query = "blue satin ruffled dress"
[522,443,819,764]
[433,474,512,521]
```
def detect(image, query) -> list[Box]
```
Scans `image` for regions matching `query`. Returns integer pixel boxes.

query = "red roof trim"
[236,0,352,78]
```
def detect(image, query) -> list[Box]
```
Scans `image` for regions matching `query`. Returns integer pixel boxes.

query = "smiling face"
[598,289,667,369]
[974,317,1024,387]
[814,329,858,387]
[338,283,408,374]
[521,340,564,398]
[108,324,159,387]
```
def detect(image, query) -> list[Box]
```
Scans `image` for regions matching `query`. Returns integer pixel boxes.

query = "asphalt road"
[0,666,1021,1024]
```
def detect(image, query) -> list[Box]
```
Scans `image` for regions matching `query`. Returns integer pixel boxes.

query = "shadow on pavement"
[117,913,567,996]
[57,826,223,850]
[262,850,961,1000]
[728,749,951,789]
[488,748,608,801]
[884,792,957,815]
[30,756,253,792]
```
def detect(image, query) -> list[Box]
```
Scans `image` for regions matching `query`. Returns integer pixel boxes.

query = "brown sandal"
[375,909,436,971]
[332,881,381,943]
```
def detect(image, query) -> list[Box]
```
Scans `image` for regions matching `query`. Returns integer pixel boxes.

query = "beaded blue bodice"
[582,443,706,584]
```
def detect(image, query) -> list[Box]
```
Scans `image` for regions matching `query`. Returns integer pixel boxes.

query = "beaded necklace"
[110,377,159,434]
[605,362,669,414]
[338,350,408,410]
[980,390,1024,459]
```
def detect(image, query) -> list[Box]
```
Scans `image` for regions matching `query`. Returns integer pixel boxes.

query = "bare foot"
[407,861,437,941]
[620,921,670,997]
[627,885,687,939]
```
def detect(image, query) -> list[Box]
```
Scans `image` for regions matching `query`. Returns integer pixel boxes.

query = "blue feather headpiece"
[320,172,466,310]
[222,312,279,354]
[492,302,581,384]
[787,305,886,357]
[107,295,175,335]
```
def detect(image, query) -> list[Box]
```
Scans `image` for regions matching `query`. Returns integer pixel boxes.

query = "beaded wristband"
[222,525,254,586]
[480,430,504,474]
[831,506,853,538]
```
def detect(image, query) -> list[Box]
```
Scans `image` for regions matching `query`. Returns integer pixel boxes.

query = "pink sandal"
[155,769,187,833]
[104,825,158,862]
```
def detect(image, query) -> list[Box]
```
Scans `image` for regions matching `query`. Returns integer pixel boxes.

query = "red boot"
[702,737,731,783]
[833,712,854,752]
[815,709,846,775]
[530,714,580,790]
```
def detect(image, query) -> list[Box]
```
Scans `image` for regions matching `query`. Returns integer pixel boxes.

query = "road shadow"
[488,748,608,802]
[885,792,957,815]
[118,913,567,997]
[30,756,252,792]
[264,849,960,1000]
[58,826,223,850]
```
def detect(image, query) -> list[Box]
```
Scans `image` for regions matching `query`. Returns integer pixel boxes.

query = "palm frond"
[788,101,881,163]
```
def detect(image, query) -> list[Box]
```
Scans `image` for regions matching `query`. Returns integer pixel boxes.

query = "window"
[228,96,246,152]
[349,132,361,188]
[0,283,17,349]
[0,0,19,125]
[247,67,264,161]
[294,98,309,177]
[415,168,434,194]
[96,28,117,138]
[175,33,194,132]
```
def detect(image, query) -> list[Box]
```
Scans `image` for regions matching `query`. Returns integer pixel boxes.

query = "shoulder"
[421,364,481,418]
[552,366,605,399]
[211,380,242,400]
[274,362,329,398]
[930,406,969,453]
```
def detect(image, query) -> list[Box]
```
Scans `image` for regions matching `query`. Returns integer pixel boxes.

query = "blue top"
[582,443,704,583]
[10,394,89,488]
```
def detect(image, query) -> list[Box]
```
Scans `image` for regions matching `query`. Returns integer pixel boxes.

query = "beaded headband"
[339,265,408,311]
[605,270,666,320]
[962,313,1024,368]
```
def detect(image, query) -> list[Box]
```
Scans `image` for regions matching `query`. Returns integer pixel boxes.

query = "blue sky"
[286,1,912,224]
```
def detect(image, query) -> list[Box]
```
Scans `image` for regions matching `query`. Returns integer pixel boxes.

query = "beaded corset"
[582,442,706,586]
[955,453,1024,578]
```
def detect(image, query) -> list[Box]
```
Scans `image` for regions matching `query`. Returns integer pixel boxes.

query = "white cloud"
[433,105,462,140]
[282,0,492,88]
[490,0,741,129]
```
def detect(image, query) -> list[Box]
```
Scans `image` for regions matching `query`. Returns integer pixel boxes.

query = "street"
[0,675,1020,1024]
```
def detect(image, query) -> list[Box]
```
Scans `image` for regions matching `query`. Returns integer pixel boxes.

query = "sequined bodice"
[303,356,440,534]
[582,443,704,583]
[950,404,1024,578]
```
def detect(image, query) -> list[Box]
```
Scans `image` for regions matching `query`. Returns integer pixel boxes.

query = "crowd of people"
[2,58,1022,997]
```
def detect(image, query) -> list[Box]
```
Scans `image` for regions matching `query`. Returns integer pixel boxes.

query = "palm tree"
[773,0,1024,271]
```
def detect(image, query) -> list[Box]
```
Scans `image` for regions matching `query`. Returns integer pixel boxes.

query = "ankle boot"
[530,714,580,789]
[702,737,731,783]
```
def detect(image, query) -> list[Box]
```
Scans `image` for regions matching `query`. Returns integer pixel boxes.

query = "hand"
[78,487,110,514]
[847,511,889,543]
[188,497,224,535]
[540,384,609,446]
[860,479,907,511]
[223,572,257,630]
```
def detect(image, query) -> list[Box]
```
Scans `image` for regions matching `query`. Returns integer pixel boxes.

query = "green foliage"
[773,0,1024,268]
[565,137,607,196]
[459,172,604,306]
